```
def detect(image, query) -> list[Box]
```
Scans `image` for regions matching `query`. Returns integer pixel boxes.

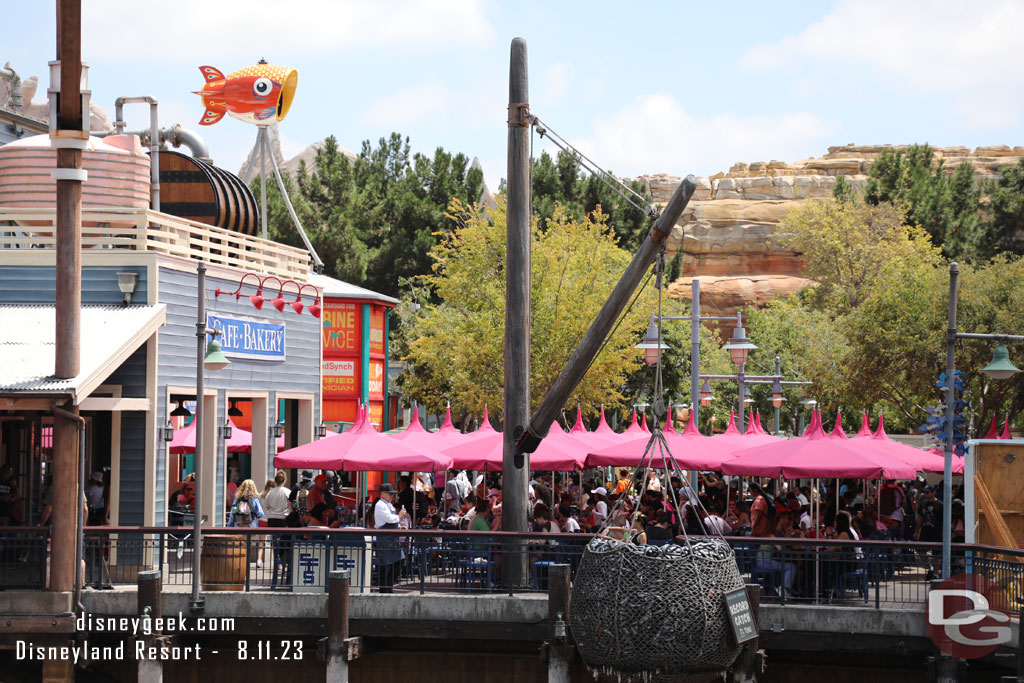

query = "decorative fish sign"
[193,61,298,126]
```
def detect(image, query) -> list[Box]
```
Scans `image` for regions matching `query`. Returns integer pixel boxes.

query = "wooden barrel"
[157,150,259,235]
[200,534,247,591]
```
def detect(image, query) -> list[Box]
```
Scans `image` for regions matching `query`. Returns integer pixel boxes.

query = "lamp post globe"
[981,344,1021,380]
[635,319,669,366]
[721,323,756,367]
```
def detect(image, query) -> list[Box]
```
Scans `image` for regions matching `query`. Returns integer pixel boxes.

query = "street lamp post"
[942,262,1024,579]
[190,261,230,614]
[637,281,736,426]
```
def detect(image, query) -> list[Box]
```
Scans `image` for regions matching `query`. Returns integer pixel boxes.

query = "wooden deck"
[0,207,312,281]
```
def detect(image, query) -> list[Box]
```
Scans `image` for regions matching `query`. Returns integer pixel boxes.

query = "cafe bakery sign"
[207,313,286,361]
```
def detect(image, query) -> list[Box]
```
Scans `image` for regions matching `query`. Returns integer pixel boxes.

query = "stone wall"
[634,145,1024,324]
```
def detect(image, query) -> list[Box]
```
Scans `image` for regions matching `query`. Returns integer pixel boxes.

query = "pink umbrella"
[588,415,732,470]
[593,407,619,438]
[742,409,779,446]
[274,418,442,470]
[169,419,284,453]
[856,413,948,474]
[1000,418,1012,439]
[722,414,918,479]
[710,411,751,450]
[565,405,620,450]
[442,422,584,471]
[623,409,646,437]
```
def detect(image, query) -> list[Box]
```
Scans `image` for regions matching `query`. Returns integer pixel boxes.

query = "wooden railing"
[0,207,312,281]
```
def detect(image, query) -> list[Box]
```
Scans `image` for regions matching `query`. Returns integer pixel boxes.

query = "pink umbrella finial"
[874,412,887,439]
[1000,418,1012,439]
[830,410,847,439]
[682,412,701,436]
[594,406,616,435]
[724,411,741,436]
[856,412,872,437]
[570,405,588,433]
[441,403,455,430]
[755,411,763,433]
[982,415,999,439]
[640,412,650,433]
[664,410,677,434]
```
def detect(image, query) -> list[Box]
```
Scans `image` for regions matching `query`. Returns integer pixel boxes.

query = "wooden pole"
[327,569,351,682]
[51,0,84,610]
[503,37,531,587]
[517,176,697,453]
[548,564,571,683]
[137,569,163,683]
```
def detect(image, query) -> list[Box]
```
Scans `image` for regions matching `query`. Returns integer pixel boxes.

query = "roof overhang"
[0,304,166,405]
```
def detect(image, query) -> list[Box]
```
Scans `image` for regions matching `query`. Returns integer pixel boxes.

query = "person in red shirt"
[749,482,771,536]
[305,474,335,512]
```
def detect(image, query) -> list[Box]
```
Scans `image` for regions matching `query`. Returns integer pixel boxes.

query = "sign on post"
[292,536,373,594]
[207,313,286,361]
[723,588,758,644]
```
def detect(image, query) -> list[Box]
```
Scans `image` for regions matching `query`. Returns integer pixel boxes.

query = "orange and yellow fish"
[193,61,298,126]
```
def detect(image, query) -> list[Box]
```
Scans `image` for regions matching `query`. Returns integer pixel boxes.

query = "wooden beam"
[0,397,63,410]
[79,397,151,412]
[0,615,76,633]
[976,473,1020,551]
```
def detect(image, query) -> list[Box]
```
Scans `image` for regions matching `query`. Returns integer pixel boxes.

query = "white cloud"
[82,0,494,61]
[740,0,1024,128]
[572,93,839,179]
[538,62,573,107]
[360,81,452,128]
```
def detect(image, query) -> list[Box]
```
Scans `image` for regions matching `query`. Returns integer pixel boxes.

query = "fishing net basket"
[569,535,744,683]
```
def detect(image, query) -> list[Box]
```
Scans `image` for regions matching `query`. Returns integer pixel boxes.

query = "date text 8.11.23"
[237,640,303,660]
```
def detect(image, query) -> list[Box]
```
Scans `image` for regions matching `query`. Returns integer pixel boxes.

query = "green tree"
[860,144,982,260]
[256,133,483,297]
[779,197,940,314]
[531,150,653,249]
[981,158,1024,259]
[396,197,655,422]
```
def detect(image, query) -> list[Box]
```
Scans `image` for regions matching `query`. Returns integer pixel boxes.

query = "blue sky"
[8,1,1024,188]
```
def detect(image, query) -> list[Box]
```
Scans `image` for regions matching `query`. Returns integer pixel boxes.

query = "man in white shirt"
[264,471,292,529]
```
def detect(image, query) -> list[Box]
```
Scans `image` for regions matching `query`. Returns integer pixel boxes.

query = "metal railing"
[0,207,312,280]
[4,527,1023,607]
[0,526,48,589]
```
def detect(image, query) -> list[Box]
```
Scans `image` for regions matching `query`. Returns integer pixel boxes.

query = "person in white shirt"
[555,503,580,532]
[588,487,609,528]
[373,483,406,593]
[264,471,292,526]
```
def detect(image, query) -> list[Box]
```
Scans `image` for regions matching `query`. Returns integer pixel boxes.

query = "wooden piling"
[547,564,571,683]
[137,570,163,683]
[327,569,351,682]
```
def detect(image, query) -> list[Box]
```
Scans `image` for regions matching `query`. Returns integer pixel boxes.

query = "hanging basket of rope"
[569,534,744,682]
[570,415,744,680]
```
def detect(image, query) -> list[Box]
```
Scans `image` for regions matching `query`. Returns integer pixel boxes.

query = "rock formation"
[237,124,356,185]
[635,145,1024,326]
[1,68,112,132]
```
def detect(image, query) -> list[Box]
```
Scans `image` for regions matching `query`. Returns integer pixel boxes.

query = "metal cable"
[531,114,657,219]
